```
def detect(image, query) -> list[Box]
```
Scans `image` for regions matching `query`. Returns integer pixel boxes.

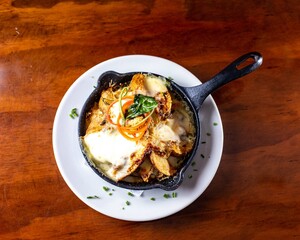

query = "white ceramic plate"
[52,55,223,221]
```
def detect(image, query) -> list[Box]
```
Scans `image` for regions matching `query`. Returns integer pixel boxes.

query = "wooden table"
[1,0,299,239]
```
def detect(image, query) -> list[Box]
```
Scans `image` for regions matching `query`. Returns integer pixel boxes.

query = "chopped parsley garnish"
[191,161,196,166]
[103,186,110,192]
[201,141,206,144]
[188,175,193,179]
[163,194,171,199]
[150,197,156,201]
[69,108,78,119]
[206,132,211,136]
[213,122,218,126]
[87,195,100,199]
[163,192,177,199]
[128,192,134,197]
[109,193,113,196]
[126,201,130,206]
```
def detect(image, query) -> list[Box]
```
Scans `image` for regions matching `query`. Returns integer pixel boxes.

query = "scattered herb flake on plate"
[163,194,171,199]
[69,108,78,119]
[128,192,134,197]
[87,195,100,199]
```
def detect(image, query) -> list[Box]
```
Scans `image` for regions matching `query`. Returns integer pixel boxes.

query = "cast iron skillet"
[78,52,263,191]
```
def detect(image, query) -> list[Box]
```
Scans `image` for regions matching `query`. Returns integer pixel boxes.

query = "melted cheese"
[83,128,141,180]
[154,119,186,142]
[144,75,168,96]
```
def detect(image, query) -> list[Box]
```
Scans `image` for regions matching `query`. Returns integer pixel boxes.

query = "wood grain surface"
[0,0,299,239]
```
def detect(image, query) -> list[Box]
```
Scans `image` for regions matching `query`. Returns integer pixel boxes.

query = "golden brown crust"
[154,91,172,120]
[85,105,106,135]
[150,151,176,176]
[128,73,146,93]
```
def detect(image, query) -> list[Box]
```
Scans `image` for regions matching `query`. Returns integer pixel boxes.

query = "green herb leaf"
[126,201,131,206]
[125,94,158,119]
[103,186,110,192]
[172,192,177,198]
[150,197,156,201]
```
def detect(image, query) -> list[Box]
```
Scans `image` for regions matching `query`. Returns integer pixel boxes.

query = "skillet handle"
[183,52,263,110]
